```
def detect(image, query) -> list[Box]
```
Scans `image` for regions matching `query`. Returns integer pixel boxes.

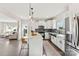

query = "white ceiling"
[31,3,67,18]
[0,3,29,21]
[0,3,68,21]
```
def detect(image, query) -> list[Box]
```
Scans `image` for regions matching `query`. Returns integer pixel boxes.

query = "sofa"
[7,32,18,40]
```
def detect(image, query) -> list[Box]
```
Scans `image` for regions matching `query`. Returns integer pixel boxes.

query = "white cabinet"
[45,32,50,39]
[61,40,65,52]
[57,34,65,52]
[51,34,65,52]
[29,34,43,56]
[57,37,65,52]
[51,35,56,44]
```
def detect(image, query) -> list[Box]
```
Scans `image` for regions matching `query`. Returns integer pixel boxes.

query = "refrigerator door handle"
[76,17,79,47]
[75,16,78,47]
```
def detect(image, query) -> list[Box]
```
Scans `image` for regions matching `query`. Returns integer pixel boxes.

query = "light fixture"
[29,3,34,20]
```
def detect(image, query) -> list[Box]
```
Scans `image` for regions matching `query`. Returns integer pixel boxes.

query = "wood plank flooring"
[0,38,62,56]
[43,40,62,56]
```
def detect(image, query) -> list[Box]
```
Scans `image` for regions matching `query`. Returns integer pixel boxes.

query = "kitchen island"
[28,33,43,56]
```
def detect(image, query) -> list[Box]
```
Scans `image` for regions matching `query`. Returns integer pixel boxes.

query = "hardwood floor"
[43,40,63,56]
[0,38,21,56]
[0,37,63,56]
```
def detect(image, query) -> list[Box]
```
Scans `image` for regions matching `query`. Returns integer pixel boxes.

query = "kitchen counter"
[57,34,65,39]
[50,33,65,39]
[50,32,57,37]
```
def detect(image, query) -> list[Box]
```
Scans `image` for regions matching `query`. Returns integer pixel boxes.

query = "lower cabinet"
[51,35,65,52]
[45,32,50,39]
[51,36,56,45]
[58,39,65,52]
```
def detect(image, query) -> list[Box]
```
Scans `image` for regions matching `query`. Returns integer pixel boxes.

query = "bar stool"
[19,37,28,56]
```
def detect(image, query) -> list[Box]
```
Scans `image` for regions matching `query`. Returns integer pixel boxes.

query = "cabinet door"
[45,32,49,39]
[61,39,65,52]
[58,37,65,52]
[57,37,62,49]
[51,36,53,42]
[51,36,56,45]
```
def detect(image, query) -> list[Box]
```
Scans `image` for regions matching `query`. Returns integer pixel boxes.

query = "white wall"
[0,22,5,34]
[37,20,46,28]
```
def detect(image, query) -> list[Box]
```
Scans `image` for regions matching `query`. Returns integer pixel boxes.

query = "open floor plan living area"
[0,3,79,56]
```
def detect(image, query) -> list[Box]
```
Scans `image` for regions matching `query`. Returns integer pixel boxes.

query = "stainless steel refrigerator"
[65,15,79,56]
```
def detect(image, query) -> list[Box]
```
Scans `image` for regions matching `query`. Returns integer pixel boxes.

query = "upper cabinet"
[45,20,53,29]
[52,20,57,29]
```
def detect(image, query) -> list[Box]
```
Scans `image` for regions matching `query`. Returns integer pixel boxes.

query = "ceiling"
[0,3,68,21]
